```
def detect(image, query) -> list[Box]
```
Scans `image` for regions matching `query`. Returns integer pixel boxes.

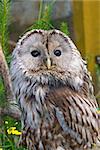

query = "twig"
[0,106,21,120]
[0,43,13,100]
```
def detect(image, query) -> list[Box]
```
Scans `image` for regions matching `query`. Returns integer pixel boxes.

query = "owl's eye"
[31,50,41,57]
[54,50,61,57]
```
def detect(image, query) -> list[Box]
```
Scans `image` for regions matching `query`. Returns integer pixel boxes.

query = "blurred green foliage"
[24,0,55,32]
[25,0,69,34]
[0,0,10,56]
[0,77,6,107]
[0,76,13,112]
[60,22,69,35]
[0,0,11,106]
[95,64,100,105]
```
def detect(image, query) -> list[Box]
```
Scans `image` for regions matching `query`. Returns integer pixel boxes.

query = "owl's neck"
[34,84,48,104]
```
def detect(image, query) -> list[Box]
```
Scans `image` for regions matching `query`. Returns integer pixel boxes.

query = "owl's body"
[10,30,100,150]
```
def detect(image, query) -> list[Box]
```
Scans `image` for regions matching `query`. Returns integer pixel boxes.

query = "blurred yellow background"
[73,0,100,82]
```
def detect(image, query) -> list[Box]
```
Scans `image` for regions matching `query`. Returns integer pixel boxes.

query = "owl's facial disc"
[13,30,84,90]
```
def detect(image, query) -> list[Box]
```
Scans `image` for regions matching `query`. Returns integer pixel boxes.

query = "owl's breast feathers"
[45,87,100,147]
[19,85,100,150]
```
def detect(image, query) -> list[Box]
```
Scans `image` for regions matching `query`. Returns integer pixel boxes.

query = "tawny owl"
[10,29,100,150]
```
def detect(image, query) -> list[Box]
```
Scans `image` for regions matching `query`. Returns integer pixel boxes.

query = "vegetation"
[24,0,69,34]
[95,64,100,105]
[0,0,10,54]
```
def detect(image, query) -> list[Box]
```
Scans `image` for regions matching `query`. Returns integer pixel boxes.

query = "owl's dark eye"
[54,50,61,57]
[31,50,41,57]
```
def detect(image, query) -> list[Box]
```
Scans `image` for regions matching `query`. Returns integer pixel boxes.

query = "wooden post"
[72,0,100,81]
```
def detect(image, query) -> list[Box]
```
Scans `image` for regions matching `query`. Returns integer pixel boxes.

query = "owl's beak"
[44,57,52,70]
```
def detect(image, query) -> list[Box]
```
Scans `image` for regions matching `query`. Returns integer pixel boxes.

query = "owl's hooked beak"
[44,57,52,70]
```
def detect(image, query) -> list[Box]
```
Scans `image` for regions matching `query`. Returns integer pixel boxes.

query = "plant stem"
[0,0,10,55]
[38,0,43,21]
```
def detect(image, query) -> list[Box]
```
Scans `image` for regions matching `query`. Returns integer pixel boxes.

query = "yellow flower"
[7,127,16,134]
[12,130,21,135]
[7,127,21,135]
[0,148,3,150]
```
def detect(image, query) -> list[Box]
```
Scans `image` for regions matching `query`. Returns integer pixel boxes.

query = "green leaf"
[60,22,69,35]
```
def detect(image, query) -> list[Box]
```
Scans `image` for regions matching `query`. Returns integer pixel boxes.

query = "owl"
[10,29,100,150]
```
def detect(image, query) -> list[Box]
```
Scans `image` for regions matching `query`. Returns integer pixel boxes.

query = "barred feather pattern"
[10,29,100,150]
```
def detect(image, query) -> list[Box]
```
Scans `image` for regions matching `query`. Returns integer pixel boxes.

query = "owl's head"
[11,29,87,91]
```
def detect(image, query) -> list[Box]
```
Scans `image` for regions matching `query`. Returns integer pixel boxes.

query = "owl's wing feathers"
[55,107,83,145]
[46,87,100,147]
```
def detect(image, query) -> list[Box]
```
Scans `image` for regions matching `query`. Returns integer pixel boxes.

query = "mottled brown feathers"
[10,29,100,150]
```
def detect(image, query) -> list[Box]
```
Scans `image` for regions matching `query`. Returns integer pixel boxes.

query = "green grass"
[0,116,27,150]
